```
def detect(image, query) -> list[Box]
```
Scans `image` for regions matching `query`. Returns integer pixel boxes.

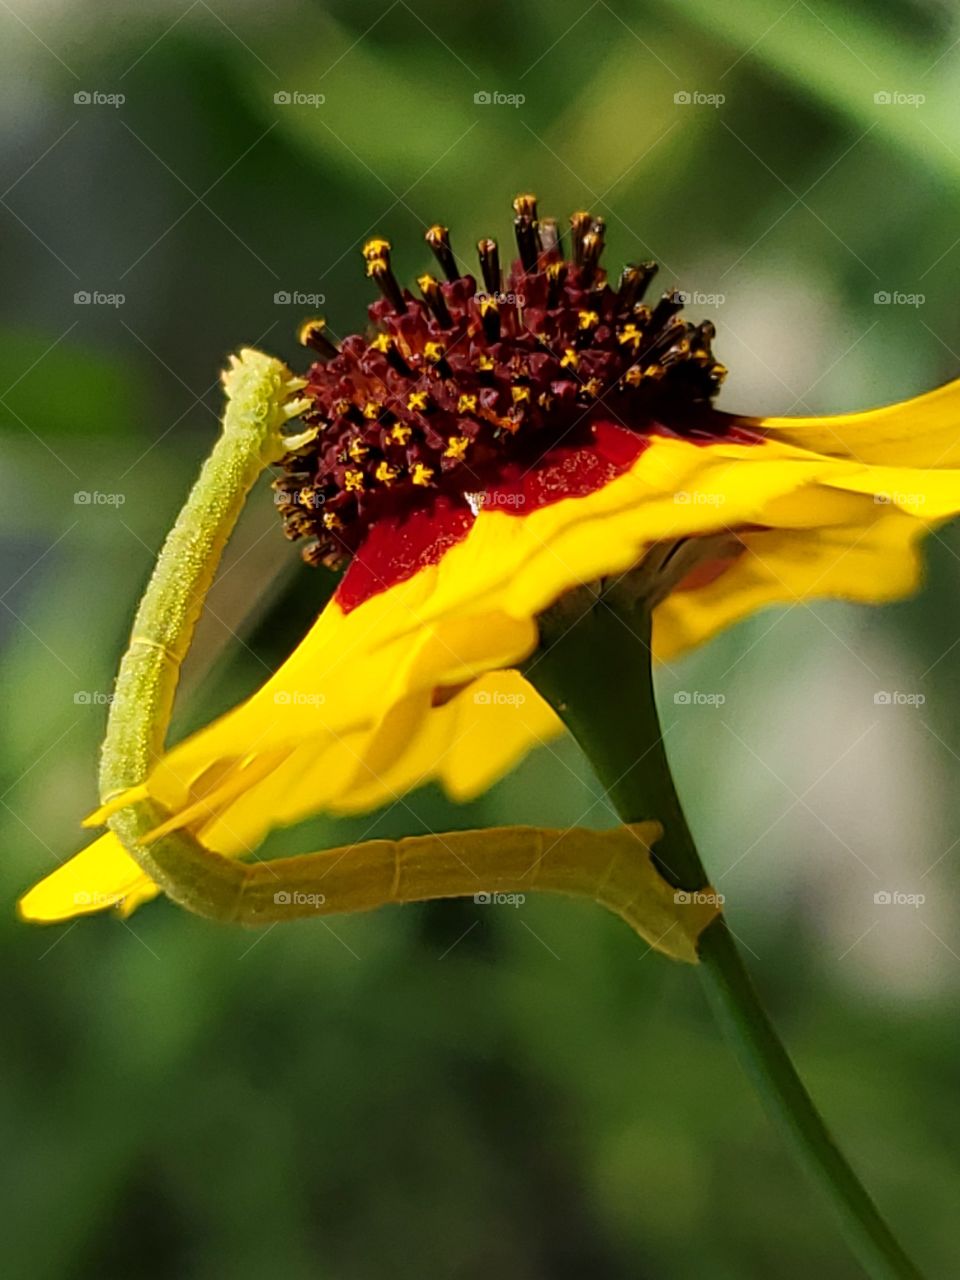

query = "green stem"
[523,599,924,1280]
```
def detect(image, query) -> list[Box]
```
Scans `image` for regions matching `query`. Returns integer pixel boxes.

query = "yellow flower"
[20,196,960,924]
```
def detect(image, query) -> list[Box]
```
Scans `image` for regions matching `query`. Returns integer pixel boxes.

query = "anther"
[477,238,501,295]
[425,224,459,282]
[545,260,567,307]
[539,216,562,258]
[616,263,658,313]
[479,295,501,341]
[367,255,406,312]
[569,211,593,265]
[648,289,686,335]
[298,318,340,359]
[579,230,604,284]
[513,193,541,272]
[418,273,453,328]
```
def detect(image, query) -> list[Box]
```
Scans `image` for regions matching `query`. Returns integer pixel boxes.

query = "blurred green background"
[3,2,960,1276]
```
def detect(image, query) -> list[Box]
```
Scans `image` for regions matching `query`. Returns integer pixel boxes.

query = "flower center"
[274,195,731,569]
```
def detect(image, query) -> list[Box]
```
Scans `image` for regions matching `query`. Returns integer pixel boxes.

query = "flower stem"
[523,598,924,1280]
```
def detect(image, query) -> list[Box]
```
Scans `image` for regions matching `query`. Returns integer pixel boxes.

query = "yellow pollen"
[344,469,365,492]
[297,488,313,506]
[390,422,413,444]
[479,297,498,316]
[322,512,343,531]
[375,461,399,485]
[370,333,392,353]
[406,390,429,412]
[537,392,554,410]
[475,354,495,371]
[424,341,445,363]
[411,463,435,486]
[348,438,369,461]
[559,348,579,370]
[457,393,478,414]
[583,378,602,397]
[363,401,383,420]
[444,435,470,460]
[511,385,531,404]
[363,237,390,260]
[618,323,643,349]
[578,309,599,329]
[333,399,352,416]
[624,366,643,387]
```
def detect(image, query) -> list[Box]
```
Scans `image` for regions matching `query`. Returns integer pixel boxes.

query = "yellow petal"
[17,832,158,924]
[656,493,927,660]
[751,376,960,468]
[28,418,960,923]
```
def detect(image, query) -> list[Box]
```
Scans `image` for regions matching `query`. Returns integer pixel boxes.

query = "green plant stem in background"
[524,601,924,1280]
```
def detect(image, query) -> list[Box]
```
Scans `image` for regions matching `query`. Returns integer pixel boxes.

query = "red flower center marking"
[274,195,736,588]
